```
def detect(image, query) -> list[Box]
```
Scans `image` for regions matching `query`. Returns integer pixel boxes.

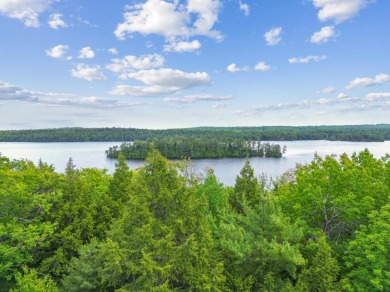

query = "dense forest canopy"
[105,137,286,159]
[1,149,389,291]
[1,124,390,142]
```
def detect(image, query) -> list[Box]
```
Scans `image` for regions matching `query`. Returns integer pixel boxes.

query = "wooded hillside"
[1,124,390,142]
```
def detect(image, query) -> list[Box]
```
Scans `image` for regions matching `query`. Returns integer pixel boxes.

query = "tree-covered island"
[105,137,286,159]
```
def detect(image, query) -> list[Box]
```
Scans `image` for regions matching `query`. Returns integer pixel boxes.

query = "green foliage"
[297,234,340,291]
[108,153,133,218]
[0,149,389,290]
[343,204,390,291]
[11,267,57,292]
[40,163,114,277]
[278,150,389,245]
[99,149,226,290]
[0,158,59,283]
[61,239,103,292]
[231,157,262,212]
[195,170,229,216]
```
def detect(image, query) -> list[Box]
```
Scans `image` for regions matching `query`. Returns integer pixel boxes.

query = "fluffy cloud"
[227,63,247,73]
[322,86,336,94]
[164,94,232,103]
[337,92,349,99]
[46,44,70,59]
[108,48,119,55]
[254,61,271,72]
[70,64,106,81]
[114,0,222,42]
[310,26,336,44]
[164,40,201,53]
[347,74,390,89]
[110,68,210,97]
[239,0,249,16]
[78,47,95,59]
[312,0,371,23]
[264,27,282,46]
[128,69,210,87]
[0,0,52,27]
[107,54,165,79]
[48,13,67,29]
[366,92,390,100]
[288,55,327,64]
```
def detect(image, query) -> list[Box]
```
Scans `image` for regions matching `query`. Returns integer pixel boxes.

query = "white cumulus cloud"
[337,92,349,99]
[48,13,67,29]
[46,44,70,59]
[70,64,106,81]
[310,26,336,44]
[0,0,52,27]
[239,0,249,16]
[110,68,210,97]
[347,74,390,89]
[107,54,165,79]
[114,0,222,42]
[128,68,210,87]
[264,27,282,46]
[312,0,371,23]
[108,48,119,55]
[164,40,201,53]
[227,63,247,73]
[78,47,95,59]
[254,61,271,72]
[289,55,327,64]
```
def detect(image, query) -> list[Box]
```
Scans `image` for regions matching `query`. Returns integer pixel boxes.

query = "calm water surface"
[1,141,389,186]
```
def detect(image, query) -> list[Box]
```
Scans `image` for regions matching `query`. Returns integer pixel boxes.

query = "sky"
[0,0,389,130]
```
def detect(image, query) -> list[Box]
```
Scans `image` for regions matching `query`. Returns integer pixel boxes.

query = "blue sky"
[0,0,389,129]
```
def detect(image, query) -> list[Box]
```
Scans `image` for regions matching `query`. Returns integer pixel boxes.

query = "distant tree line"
[0,124,390,142]
[105,137,286,159]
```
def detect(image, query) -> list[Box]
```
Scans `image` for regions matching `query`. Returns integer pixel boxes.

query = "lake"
[0,141,389,186]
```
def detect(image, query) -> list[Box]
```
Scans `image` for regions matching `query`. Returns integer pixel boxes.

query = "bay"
[0,141,389,186]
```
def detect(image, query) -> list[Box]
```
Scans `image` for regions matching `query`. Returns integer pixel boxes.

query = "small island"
[106,137,286,159]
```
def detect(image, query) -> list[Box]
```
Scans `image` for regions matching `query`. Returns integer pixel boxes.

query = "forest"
[1,148,389,291]
[105,137,286,159]
[1,124,390,142]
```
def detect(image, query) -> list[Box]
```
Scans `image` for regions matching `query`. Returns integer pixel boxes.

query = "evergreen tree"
[108,153,133,218]
[100,149,226,290]
[231,157,261,213]
[297,235,340,291]
[61,239,103,292]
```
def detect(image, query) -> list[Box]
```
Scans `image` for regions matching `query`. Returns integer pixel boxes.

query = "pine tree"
[297,234,340,291]
[100,149,226,290]
[231,157,261,213]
